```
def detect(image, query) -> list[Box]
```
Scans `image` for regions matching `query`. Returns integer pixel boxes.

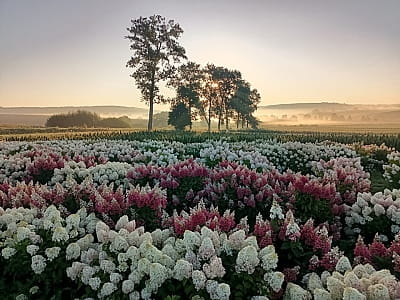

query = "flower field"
[1,137,400,299]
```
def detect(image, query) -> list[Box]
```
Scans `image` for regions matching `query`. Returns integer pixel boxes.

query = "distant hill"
[0,106,151,126]
[260,102,352,110]
[0,106,148,116]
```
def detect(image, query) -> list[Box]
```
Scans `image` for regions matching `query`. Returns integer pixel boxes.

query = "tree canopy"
[168,102,191,130]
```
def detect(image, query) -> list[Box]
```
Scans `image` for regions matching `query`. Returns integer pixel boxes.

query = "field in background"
[1,126,399,150]
[260,123,400,134]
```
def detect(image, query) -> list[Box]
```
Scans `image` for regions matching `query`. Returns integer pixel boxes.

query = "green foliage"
[294,192,333,224]
[45,111,134,128]
[280,240,314,270]
[168,102,191,131]
[97,116,132,128]
[359,214,393,243]
[46,110,101,128]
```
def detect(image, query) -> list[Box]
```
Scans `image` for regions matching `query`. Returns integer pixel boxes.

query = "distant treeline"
[45,110,169,128]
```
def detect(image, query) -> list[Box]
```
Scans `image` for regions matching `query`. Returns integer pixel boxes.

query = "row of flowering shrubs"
[0,139,358,185]
[0,158,370,232]
[3,203,400,299]
[1,139,400,299]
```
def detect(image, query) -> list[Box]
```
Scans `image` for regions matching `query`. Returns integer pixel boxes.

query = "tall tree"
[126,15,186,131]
[229,82,252,128]
[169,62,204,130]
[208,66,242,130]
[200,64,220,132]
[230,82,261,129]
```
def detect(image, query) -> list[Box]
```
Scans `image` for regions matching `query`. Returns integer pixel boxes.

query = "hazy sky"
[1,0,399,108]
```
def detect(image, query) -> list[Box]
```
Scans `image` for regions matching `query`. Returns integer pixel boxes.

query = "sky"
[0,0,399,108]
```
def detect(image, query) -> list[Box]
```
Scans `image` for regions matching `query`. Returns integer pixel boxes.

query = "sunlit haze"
[1,0,399,108]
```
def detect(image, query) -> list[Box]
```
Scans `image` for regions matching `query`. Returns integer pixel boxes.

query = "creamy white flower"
[2,247,16,259]
[45,247,61,261]
[122,279,135,294]
[203,256,226,279]
[66,242,81,260]
[336,256,352,273]
[264,271,284,292]
[192,270,207,290]
[100,260,116,274]
[31,255,47,274]
[29,286,39,295]
[213,283,230,300]
[259,245,278,271]
[198,237,215,260]
[52,226,69,243]
[236,245,260,274]
[98,282,117,298]
[110,272,123,284]
[16,227,31,242]
[269,200,284,220]
[173,259,193,281]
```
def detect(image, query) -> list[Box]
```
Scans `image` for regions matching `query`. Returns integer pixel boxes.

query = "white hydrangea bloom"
[183,230,201,251]
[313,288,331,300]
[192,270,207,290]
[213,283,230,300]
[198,237,216,260]
[259,245,278,271]
[31,255,47,274]
[52,226,69,243]
[66,261,85,281]
[122,279,135,294]
[149,262,168,290]
[16,227,31,242]
[326,276,345,300]
[284,283,311,299]
[228,230,246,250]
[100,259,117,274]
[45,247,61,261]
[367,284,390,300]
[81,266,96,285]
[336,256,352,273]
[1,247,16,259]
[236,245,260,274]
[264,271,284,292]
[203,256,226,279]
[269,200,284,220]
[173,259,193,281]
[98,282,117,298]
[66,242,81,260]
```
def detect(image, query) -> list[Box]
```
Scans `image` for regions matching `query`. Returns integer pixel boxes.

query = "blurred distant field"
[260,123,400,134]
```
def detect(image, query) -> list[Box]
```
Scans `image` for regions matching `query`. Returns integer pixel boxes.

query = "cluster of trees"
[46,111,132,128]
[126,15,261,131]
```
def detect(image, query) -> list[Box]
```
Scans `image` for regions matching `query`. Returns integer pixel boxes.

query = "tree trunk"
[147,70,156,131]
[188,103,192,131]
[208,99,212,132]
[236,113,240,129]
[224,103,229,130]
[218,112,221,131]
[148,99,154,131]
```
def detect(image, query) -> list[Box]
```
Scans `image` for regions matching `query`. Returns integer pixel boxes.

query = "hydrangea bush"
[1,138,400,299]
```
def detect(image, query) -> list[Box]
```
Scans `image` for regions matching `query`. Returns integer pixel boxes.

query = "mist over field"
[255,103,400,125]
[1,103,399,128]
